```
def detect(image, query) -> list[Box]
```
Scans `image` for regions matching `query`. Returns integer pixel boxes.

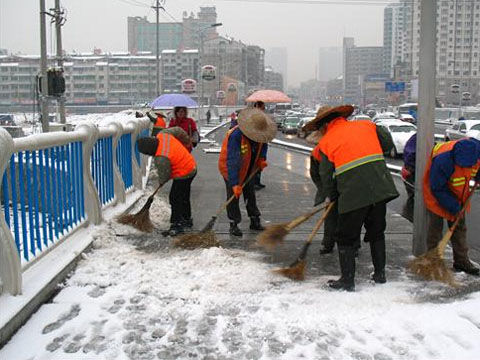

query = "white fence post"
[128,120,143,191]
[76,123,102,225]
[109,121,126,204]
[0,128,22,296]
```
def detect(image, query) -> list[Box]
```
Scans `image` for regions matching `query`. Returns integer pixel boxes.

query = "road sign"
[385,81,406,92]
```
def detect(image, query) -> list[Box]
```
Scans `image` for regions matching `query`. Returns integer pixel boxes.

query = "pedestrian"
[402,133,417,201]
[423,138,480,275]
[218,107,276,237]
[206,109,211,123]
[146,110,167,136]
[253,101,267,190]
[137,131,197,237]
[304,105,399,291]
[168,106,200,152]
[229,110,240,129]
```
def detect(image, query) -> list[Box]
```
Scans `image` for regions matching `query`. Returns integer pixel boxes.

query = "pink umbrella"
[245,90,291,103]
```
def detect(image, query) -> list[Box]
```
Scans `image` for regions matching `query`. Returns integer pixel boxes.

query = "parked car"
[399,113,416,124]
[351,114,372,121]
[445,120,480,141]
[281,116,301,134]
[296,117,315,138]
[376,119,417,157]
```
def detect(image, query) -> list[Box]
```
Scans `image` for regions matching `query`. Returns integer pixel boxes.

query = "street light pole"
[54,0,66,125]
[152,0,161,97]
[412,0,437,256]
[40,0,49,132]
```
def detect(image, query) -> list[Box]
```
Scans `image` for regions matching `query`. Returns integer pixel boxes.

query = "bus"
[398,103,418,118]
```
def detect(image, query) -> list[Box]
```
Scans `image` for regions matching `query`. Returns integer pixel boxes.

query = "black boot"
[229,222,243,237]
[370,240,386,284]
[319,236,335,255]
[182,217,193,229]
[249,217,265,231]
[162,223,184,237]
[328,246,355,292]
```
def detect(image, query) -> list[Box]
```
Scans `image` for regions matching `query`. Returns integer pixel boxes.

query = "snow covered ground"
[1,191,480,360]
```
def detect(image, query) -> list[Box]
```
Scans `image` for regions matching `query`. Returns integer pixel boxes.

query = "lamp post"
[199,23,222,113]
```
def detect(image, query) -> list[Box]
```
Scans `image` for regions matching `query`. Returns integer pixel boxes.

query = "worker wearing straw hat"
[137,130,197,237]
[304,105,399,291]
[423,138,480,275]
[218,108,276,237]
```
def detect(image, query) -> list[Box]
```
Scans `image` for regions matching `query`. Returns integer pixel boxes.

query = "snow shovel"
[274,202,335,281]
[256,203,330,251]
[173,168,260,249]
[408,181,479,286]
[117,182,163,232]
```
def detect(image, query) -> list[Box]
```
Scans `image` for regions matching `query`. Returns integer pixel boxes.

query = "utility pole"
[152,0,161,97]
[412,0,437,256]
[54,0,66,124]
[40,0,49,132]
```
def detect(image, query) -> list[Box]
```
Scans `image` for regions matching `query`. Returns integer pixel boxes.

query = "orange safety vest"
[423,140,480,221]
[155,132,196,179]
[218,126,263,184]
[319,118,384,176]
[154,116,166,129]
[311,143,322,162]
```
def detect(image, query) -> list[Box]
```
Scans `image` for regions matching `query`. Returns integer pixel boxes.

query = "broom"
[274,202,335,281]
[173,169,260,249]
[256,203,329,251]
[408,181,478,286]
[117,182,163,232]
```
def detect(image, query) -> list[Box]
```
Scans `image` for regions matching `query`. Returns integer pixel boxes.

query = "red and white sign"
[181,79,197,94]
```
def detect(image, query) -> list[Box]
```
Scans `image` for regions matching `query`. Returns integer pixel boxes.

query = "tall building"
[247,45,265,89]
[383,3,406,77]
[387,0,480,105]
[264,66,284,92]
[265,47,288,89]
[318,47,343,81]
[342,37,384,104]
[127,7,219,54]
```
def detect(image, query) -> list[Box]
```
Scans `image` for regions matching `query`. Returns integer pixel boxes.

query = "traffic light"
[38,68,65,97]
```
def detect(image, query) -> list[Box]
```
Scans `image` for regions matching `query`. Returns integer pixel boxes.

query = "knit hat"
[237,108,277,143]
[302,105,354,132]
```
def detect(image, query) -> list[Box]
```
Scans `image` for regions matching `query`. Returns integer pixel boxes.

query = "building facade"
[264,66,284,92]
[0,53,157,105]
[265,47,288,89]
[318,47,343,82]
[383,3,406,77]
[160,49,199,94]
[342,37,384,104]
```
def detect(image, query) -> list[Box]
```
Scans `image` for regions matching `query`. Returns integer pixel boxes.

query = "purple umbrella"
[150,94,197,108]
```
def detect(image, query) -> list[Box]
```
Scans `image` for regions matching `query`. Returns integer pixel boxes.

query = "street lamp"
[199,23,222,111]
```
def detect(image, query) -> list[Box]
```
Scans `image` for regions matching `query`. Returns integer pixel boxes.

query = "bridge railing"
[0,118,151,296]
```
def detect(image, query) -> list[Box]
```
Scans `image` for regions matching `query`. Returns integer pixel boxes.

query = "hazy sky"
[0,0,387,86]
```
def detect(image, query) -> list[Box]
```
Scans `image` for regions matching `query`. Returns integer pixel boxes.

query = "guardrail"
[0,118,150,296]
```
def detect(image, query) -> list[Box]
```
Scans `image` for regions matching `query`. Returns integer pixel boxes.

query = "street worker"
[423,138,480,275]
[309,131,361,256]
[147,111,167,136]
[168,106,200,152]
[253,101,267,190]
[303,104,399,291]
[218,107,276,237]
[137,131,197,237]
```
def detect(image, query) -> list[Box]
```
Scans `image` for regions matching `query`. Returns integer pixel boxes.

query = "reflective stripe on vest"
[155,133,196,179]
[334,153,384,176]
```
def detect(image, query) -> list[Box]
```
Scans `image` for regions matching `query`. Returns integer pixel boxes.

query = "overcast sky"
[0,0,388,86]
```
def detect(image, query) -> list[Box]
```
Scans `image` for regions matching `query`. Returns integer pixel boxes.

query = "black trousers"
[169,173,196,225]
[224,178,260,224]
[336,202,387,248]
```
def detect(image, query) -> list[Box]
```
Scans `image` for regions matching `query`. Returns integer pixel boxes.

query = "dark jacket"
[310,155,326,206]
[318,125,399,214]
[403,133,417,170]
[226,127,268,186]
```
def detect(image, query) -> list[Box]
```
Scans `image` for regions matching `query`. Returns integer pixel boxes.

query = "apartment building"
[264,66,284,92]
[160,49,199,93]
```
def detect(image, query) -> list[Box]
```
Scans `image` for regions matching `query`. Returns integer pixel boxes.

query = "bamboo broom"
[408,182,478,286]
[274,202,335,281]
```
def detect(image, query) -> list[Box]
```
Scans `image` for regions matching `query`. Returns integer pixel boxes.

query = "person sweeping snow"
[218,107,276,237]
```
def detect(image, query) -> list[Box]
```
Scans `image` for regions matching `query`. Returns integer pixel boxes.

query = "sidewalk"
[1,125,480,360]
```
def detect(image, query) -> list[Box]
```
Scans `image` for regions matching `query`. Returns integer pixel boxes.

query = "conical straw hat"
[237,108,277,143]
[302,105,354,132]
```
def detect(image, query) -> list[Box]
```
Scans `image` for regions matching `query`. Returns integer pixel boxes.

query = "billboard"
[201,65,216,81]
[181,79,197,94]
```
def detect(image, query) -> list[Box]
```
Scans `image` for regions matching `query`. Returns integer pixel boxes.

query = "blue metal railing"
[116,133,133,190]
[1,142,85,263]
[91,136,115,206]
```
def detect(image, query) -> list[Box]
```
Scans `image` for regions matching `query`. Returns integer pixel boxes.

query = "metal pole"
[55,0,66,125]
[155,0,160,96]
[412,0,437,256]
[40,0,49,132]
[200,32,204,111]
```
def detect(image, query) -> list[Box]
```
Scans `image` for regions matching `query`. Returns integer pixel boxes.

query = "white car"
[372,113,397,123]
[376,119,417,157]
[351,114,372,121]
[445,120,480,141]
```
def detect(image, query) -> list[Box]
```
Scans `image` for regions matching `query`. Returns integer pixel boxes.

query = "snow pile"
[2,198,480,359]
